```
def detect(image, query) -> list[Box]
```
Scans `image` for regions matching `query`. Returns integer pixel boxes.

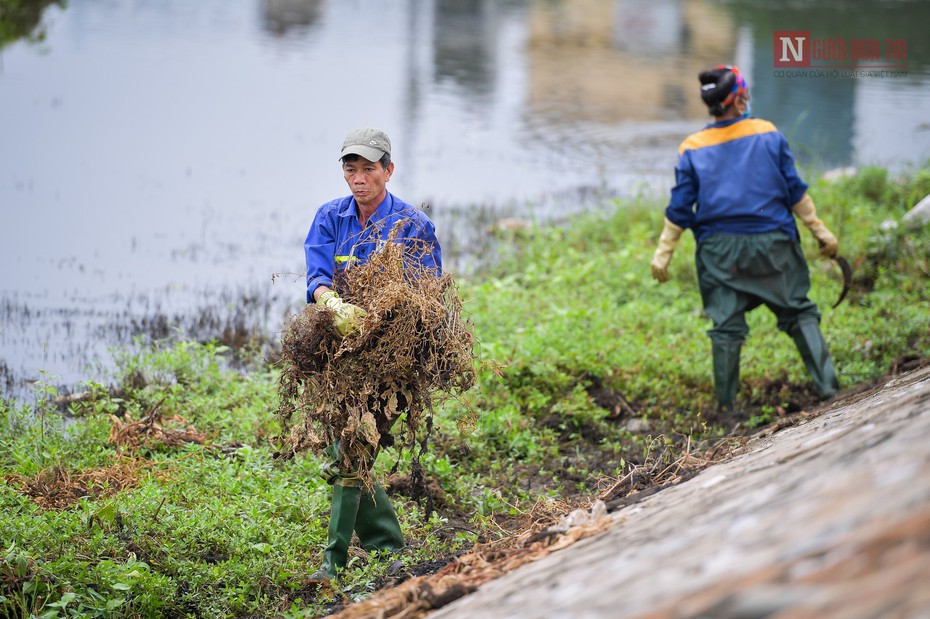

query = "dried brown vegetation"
[3,458,150,511]
[108,397,211,451]
[275,231,477,487]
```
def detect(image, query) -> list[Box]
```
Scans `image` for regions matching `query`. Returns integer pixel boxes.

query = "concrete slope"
[430,365,930,619]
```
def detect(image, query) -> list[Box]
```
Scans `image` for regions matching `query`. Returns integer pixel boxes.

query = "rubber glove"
[317,290,367,337]
[650,218,684,283]
[792,194,838,258]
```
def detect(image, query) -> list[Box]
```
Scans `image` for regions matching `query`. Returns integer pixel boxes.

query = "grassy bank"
[2,167,929,617]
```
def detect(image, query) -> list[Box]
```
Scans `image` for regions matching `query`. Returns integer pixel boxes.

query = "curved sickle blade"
[832,256,853,309]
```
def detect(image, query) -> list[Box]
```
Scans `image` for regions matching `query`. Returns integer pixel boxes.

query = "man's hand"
[792,194,838,258]
[317,290,367,337]
[650,218,684,283]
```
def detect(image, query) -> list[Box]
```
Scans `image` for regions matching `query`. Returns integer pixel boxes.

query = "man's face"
[343,156,393,211]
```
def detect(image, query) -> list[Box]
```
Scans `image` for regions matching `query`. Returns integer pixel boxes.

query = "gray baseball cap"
[339,128,391,161]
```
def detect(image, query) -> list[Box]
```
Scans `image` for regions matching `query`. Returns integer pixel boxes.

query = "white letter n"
[779,36,806,62]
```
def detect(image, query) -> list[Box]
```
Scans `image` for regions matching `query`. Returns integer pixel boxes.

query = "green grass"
[2,166,929,617]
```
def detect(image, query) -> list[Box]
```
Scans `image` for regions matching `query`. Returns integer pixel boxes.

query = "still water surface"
[2,0,929,398]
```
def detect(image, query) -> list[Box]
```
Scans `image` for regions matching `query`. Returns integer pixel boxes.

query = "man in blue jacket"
[650,65,840,413]
[305,127,442,582]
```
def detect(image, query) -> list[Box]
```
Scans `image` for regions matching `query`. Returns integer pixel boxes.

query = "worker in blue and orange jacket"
[650,65,840,412]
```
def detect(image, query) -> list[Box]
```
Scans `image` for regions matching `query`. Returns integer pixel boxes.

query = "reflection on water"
[1,0,929,400]
[0,0,64,48]
[527,0,737,123]
[433,0,496,95]
[261,0,322,37]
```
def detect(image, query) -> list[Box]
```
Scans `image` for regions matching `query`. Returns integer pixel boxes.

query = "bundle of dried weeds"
[276,227,476,486]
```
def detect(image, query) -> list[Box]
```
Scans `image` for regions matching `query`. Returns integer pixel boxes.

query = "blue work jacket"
[666,116,808,244]
[304,192,442,302]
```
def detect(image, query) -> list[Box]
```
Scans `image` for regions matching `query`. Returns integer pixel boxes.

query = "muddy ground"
[316,358,930,619]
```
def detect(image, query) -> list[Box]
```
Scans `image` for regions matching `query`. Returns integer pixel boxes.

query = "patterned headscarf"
[716,64,748,108]
[699,64,749,115]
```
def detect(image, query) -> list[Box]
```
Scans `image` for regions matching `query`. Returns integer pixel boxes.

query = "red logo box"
[774,31,810,67]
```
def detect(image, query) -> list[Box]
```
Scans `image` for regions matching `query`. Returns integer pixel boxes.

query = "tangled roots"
[276,229,476,485]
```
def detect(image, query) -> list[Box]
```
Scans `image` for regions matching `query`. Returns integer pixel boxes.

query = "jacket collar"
[707,116,750,130]
[339,191,394,222]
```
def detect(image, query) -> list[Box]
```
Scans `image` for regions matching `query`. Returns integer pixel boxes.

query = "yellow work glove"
[792,194,838,258]
[317,290,367,337]
[650,218,684,283]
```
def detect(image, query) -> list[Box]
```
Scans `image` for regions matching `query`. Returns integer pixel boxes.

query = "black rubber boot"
[789,317,839,400]
[355,484,404,552]
[712,338,743,411]
[309,483,362,582]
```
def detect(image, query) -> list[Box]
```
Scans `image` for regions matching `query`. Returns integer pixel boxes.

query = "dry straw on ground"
[3,458,151,511]
[276,225,477,487]
[108,397,211,451]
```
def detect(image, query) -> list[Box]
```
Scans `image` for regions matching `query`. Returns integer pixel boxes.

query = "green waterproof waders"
[355,484,405,551]
[310,442,404,582]
[712,338,742,411]
[789,317,840,400]
[315,483,362,580]
[697,231,839,409]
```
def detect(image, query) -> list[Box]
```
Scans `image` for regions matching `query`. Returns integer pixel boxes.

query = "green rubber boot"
[309,483,362,582]
[790,317,839,400]
[355,484,404,552]
[712,338,743,411]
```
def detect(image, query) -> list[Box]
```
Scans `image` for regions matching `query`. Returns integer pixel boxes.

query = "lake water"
[2,0,929,400]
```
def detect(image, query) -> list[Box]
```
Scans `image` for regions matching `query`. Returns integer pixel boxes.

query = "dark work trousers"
[696,231,838,407]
